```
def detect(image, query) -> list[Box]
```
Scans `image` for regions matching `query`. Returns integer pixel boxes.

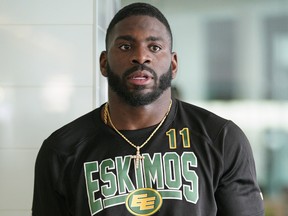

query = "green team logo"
[125,188,163,216]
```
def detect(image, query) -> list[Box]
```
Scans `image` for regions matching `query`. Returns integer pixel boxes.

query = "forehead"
[108,15,171,44]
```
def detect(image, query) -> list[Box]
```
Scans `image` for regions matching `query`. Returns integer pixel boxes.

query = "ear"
[100,51,108,77]
[171,52,178,79]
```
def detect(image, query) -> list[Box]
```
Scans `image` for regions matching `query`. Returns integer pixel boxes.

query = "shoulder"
[175,99,230,142]
[174,100,252,156]
[41,107,101,155]
[176,99,227,123]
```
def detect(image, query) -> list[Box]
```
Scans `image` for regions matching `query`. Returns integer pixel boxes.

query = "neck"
[103,94,172,130]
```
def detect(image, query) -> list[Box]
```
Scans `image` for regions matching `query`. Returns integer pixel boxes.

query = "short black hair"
[105,2,173,50]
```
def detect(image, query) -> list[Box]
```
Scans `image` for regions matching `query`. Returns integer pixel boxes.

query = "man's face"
[101,15,178,106]
[106,62,173,106]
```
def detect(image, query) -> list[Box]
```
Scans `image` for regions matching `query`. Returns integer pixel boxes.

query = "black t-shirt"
[32,99,264,216]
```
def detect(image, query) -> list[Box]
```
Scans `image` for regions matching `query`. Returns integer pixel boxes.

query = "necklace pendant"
[131,146,145,169]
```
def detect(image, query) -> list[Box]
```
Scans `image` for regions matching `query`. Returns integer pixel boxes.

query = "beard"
[106,63,172,106]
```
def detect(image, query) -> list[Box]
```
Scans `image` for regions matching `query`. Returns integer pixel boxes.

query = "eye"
[119,44,131,51]
[149,45,162,53]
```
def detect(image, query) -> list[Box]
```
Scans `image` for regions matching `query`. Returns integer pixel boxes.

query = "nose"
[130,46,152,65]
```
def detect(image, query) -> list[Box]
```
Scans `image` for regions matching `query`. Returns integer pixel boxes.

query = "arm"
[32,140,70,216]
[215,122,264,216]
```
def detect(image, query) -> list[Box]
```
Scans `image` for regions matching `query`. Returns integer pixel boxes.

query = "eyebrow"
[115,35,164,43]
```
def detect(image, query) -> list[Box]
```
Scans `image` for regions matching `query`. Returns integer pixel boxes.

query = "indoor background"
[0,0,287,215]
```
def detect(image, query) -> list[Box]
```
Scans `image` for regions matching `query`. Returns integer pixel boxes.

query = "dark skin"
[100,15,178,130]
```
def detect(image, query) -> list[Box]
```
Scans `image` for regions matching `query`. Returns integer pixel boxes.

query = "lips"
[127,71,153,85]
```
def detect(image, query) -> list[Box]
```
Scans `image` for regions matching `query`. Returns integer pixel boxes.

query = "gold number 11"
[166,128,191,149]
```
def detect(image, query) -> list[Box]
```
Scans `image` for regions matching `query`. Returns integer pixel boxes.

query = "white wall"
[0,0,118,215]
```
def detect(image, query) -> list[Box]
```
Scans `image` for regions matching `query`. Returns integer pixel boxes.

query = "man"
[32,3,264,216]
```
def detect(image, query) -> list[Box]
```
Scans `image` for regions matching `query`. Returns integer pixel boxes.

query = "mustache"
[123,64,156,78]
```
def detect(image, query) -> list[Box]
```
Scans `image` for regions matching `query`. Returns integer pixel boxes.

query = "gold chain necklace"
[104,100,172,169]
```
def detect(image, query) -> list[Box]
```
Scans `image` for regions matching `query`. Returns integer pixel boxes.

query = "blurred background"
[0,0,287,215]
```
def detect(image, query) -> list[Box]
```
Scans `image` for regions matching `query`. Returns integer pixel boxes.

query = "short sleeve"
[32,139,70,216]
[214,121,264,216]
